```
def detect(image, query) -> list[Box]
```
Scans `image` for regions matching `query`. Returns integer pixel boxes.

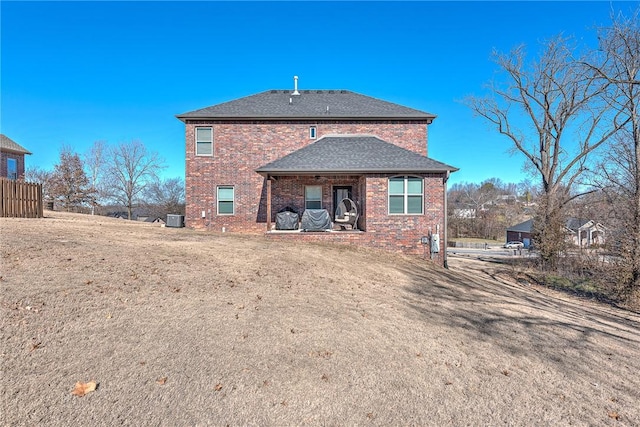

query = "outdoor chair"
[334,198,358,230]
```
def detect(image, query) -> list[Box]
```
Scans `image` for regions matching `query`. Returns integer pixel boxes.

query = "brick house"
[0,134,31,180]
[177,79,457,264]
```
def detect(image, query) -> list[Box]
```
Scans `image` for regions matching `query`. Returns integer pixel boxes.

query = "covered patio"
[256,134,456,237]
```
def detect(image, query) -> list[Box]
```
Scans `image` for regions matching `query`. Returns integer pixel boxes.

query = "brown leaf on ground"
[156,376,167,385]
[71,381,97,397]
[214,383,223,391]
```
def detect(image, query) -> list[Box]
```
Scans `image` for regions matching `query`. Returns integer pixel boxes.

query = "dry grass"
[2,211,640,426]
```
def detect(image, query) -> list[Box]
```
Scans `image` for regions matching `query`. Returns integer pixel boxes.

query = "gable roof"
[507,218,605,234]
[177,90,436,121]
[0,134,31,155]
[565,218,591,231]
[256,135,457,176]
[506,218,533,233]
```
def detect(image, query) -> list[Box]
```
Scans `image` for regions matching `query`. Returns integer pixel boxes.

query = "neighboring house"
[453,208,477,219]
[106,212,129,220]
[177,78,458,262]
[506,217,606,249]
[138,216,166,225]
[565,218,606,248]
[506,218,534,248]
[0,134,31,180]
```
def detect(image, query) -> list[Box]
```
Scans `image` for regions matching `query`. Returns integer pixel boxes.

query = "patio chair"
[334,198,358,230]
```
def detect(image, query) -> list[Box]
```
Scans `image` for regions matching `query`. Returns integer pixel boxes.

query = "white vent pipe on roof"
[292,75,300,95]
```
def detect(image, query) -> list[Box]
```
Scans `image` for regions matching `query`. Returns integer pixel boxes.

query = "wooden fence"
[0,178,44,218]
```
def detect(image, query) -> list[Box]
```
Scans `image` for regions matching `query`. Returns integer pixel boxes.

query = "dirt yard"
[2,211,640,426]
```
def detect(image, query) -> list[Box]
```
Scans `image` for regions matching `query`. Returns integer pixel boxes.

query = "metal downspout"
[443,170,450,269]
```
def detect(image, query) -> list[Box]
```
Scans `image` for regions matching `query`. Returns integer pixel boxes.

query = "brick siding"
[184,119,446,264]
[0,152,26,180]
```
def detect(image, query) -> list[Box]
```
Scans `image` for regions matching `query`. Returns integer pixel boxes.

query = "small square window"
[196,127,213,156]
[389,176,423,215]
[309,126,317,139]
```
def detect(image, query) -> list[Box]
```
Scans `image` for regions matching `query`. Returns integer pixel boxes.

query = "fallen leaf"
[85,280,93,285]
[214,383,223,391]
[156,376,167,385]
[502,370,510,376]
[71,381,97,397]
[608,411,620,420]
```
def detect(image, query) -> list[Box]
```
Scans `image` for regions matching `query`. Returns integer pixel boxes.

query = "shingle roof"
[0,134,31,154]
[506,219,533,233]
[565,218,591,231]
[177,90,436,121]
[256,135,457,176]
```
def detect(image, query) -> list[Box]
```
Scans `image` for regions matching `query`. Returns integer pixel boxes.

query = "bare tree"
[84,140,107,215]
[105,140,164,220]
[25,166,54,201]
[142,177,185,219]
[50,146,92,212]
[466,36,624,267]
[587,9,640,300]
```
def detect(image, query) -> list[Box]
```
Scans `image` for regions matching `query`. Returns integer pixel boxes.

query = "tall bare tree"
[105,140,164,220]
[587,9,640,299]
[466,36,624,267]
[84,140,107,215]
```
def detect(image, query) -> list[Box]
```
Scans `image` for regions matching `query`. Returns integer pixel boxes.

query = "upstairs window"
[7,158,17,180]
[305,185,322,209]
[389,176,423,214]
[217,186,234,215]
[309,126,317,139]
[196,127,213,156]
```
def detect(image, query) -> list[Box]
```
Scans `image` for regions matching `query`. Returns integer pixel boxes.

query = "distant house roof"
[0,134,31,155]
[506,219,533,233]
[565,218,591,231]
[176,90,436,121]
[507,218,604,234]
[256,135,458,176]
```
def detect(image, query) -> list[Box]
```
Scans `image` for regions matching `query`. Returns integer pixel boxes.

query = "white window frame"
[195,127,213,156]
[217,186,234,215]
[305,185,322,210]
[309,126,317,139]
[7,158,17,180]
[388,176,424,215]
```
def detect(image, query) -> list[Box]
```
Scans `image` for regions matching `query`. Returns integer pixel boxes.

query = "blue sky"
[1,1,632,187]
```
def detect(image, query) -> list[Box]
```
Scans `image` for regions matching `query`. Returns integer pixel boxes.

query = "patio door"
[333,186,352,217]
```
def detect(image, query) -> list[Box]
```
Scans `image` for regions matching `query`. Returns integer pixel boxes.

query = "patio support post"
[266,176,272,232]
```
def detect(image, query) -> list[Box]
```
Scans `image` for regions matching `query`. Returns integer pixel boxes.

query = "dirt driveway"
[2,212,639,426]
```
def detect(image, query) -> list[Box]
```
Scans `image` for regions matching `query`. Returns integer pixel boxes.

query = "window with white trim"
[195,127,213,156]
[309,126,317,139]
[305,185,322,209]
[389,176,423,214]
[217,186,234,215]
